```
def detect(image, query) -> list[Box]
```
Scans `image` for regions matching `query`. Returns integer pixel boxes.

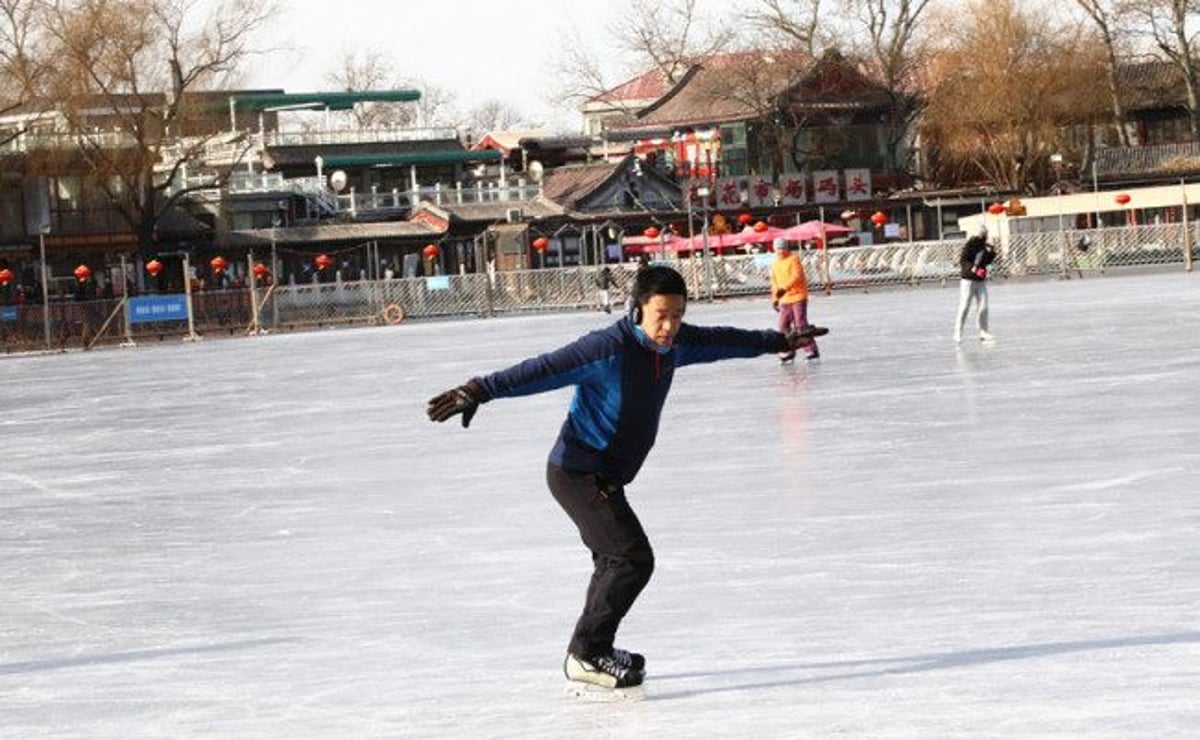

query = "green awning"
[317,150,503,167]
[229,90,420,112]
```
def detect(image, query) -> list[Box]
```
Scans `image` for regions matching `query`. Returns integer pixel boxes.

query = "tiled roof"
[471,129,551,154]
[1095,141,1200,178]
[541,161,622,210]
[1116,61,1188,110]
[437,195,565,223]
[228,219,442,246]
[585,69,671,108]
[607,50,886,135]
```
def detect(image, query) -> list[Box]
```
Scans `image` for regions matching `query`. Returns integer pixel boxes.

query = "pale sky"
[245,1,657,132]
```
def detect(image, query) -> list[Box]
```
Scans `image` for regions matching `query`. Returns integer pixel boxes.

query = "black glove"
[774,288,786,299]
[771,301,780,312]
[427,380,488,428]
[785,325,829,349]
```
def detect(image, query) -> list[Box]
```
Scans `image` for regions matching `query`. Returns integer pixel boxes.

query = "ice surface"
[2,271,1198,738]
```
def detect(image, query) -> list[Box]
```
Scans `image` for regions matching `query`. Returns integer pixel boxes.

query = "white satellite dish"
[329,170,348,192]
[527,160,544,183]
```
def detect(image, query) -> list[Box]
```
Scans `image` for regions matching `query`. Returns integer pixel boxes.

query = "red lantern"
[870,211,887,227]
[252,263,269,279]
[0,268,13,286]
[421,244,439,259]
[532,237,549,252]
[643,226,660,239]
[315,253,335,270]
[737,213,752,225]
[210,256,228,273]
[145,259,163,277]
[1115,193,1131,205]
[987,202,1006,215]
[73,264,91,282]
[753,220,768,232]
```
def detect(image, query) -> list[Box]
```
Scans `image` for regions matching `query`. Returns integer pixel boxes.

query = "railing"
[3,222,1193,354]
[264,127,460,147]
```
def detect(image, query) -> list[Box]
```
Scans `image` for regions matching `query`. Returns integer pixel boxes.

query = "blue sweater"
[474,317,788,485]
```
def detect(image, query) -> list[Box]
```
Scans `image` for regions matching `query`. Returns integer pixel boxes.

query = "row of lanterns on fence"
[9,192,1143,291]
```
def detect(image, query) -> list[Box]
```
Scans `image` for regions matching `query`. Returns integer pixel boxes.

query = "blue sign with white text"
[128,295,189,324]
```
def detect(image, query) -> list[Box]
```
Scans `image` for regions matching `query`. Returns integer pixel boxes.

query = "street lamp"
[38,222,50,350]
[696,186,712,300]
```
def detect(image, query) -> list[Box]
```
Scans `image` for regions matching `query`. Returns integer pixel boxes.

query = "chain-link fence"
[4,223,1194,354]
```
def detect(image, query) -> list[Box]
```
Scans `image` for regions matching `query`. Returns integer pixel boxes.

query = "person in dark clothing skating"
[955,224,997,343]
[427,266,827,692]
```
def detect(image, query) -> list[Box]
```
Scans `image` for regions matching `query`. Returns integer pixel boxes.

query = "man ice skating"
[426,266,827,694]
[955,223,998,343]
[769,236,820,362]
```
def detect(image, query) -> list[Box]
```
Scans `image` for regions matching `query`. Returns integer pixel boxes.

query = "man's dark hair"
[631,265,688,308]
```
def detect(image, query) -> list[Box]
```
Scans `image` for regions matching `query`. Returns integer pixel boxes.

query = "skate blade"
[564,681,645,703]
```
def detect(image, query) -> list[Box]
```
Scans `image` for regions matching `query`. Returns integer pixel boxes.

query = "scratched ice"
[2,271,1198,738]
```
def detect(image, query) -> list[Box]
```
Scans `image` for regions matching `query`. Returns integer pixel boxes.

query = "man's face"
[638,293,686,348]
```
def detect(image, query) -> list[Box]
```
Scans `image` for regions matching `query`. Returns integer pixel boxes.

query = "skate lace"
[589,653,629,677]
[611,648,634,668]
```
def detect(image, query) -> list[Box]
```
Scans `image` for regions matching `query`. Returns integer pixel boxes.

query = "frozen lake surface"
[2,271,1198,738]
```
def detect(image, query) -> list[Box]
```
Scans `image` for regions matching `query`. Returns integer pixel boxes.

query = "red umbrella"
[781,220,854,242]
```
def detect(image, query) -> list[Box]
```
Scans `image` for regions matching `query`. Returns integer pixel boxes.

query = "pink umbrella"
[781,220,853,242]
[726,224,788,247]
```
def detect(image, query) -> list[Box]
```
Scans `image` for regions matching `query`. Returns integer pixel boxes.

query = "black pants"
[547,463,655,658]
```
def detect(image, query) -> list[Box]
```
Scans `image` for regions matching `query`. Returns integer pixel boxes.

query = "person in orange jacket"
[769,236,819,362]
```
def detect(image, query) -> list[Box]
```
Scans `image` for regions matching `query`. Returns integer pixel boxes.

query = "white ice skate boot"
[564,652,644,689]
[979,330,995,342]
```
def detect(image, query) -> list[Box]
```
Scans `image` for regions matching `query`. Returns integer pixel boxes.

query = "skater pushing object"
[769,237,820,362]
[954,224,997,343]
[427,266,827,695]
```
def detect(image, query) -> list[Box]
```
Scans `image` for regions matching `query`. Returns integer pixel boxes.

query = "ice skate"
[796,324,828,339]
[953,330,962,344]
[979,330,995,342]
[612,647,645,672]
[564,651,644,693]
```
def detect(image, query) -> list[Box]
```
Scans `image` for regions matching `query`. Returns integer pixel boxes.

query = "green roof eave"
[228,90,421,112]
[318,150,503,167]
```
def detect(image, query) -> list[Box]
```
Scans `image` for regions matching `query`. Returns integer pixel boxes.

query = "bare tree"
[854,0,933,174]
[467,99,527,134]
[0,0,48,145]
[751,0,836,57]
[551,0,730,120]
[919,0,1107,190]
[1125,0,1200,139]
[1073,0,1135,147]
[33,0,276,253]
[323,50,459,129]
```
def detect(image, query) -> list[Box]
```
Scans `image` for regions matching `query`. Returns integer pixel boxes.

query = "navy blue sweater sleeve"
[673,323,788,366]
[473,329,615,400]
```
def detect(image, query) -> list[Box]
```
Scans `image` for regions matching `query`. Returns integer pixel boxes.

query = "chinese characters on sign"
[812,170,840,203]
[747,177,774,208]
[778,173,807,206]
[716,177,745,208]
[844,168,871,201]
